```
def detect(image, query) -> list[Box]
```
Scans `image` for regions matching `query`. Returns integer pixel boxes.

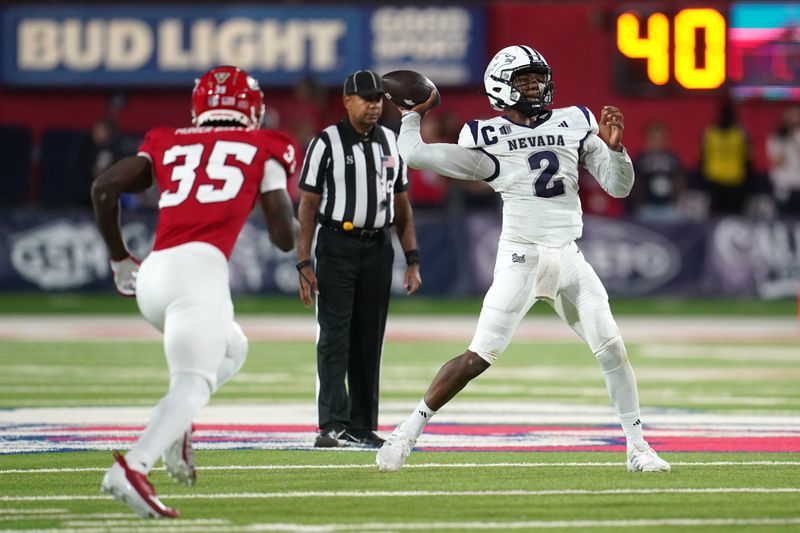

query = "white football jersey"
[456,106,632,247]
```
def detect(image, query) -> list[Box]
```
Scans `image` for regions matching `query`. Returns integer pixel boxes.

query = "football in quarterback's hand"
[382,70,440,110]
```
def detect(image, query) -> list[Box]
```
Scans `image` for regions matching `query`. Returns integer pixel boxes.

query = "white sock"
[595,339,645,448]
[620,410,645,448]
[215,322,248,393]
[125,373,211,474]
[400,399,437,439]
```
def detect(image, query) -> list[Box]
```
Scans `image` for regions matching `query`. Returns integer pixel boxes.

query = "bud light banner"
[0,4,485,87]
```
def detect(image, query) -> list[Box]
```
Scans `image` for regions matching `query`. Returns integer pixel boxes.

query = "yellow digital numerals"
[617,8,726,90]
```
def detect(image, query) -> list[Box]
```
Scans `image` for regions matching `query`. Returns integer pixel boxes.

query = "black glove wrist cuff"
[404,249,420,266]
[296,259,312,271]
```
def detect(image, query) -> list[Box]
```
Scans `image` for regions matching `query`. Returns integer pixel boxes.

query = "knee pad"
[595,336,629,374]
[168,372,213,403]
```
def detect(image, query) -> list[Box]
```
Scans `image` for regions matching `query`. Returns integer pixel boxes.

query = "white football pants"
[136,241,234,390]
[469,240,620,362]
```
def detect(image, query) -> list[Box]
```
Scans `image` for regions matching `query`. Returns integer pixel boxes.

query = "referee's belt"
[319,218,389,240]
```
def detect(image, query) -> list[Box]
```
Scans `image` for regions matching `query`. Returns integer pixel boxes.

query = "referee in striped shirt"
[296,70,422,448]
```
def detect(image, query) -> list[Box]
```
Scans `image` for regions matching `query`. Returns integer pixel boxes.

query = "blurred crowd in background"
[2,75,798,223]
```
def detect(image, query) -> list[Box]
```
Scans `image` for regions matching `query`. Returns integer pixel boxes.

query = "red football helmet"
[191,66,265,129]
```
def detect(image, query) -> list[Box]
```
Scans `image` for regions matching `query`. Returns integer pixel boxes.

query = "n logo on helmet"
[214,72,230,84]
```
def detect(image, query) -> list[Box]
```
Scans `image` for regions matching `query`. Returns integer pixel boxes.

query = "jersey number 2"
[159,141,257,208]
[528,151,564,198]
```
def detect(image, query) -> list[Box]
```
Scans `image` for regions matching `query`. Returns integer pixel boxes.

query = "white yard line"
[3,487,800,503]
[2,461,799,475]
[3,517,800,533]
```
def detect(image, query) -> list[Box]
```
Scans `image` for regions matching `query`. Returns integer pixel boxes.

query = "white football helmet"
[484,45,554,117]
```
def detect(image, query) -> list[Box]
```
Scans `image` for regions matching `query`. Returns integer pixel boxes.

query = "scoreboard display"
[614,2,800,99]
[614,4,727,94]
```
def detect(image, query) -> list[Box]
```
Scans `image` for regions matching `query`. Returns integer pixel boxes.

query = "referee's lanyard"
[361,141,390,211]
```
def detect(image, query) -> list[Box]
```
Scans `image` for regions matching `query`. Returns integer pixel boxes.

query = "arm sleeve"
[260,158,288,193]
[397,113,497,181]
[394,150,409,192]
[581,134,635,199]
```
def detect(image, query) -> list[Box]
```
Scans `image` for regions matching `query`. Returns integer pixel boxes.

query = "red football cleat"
[101,451,180,518]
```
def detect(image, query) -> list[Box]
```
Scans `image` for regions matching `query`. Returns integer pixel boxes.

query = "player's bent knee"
[458,350,492,379]
[168,372,213,399]
[595,336,629,373]
[474,349,498,366]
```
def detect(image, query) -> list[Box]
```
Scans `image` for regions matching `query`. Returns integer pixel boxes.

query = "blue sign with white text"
[0,4,485,87]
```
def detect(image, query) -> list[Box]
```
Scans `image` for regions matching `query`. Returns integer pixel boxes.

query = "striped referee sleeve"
[299,132,330,193]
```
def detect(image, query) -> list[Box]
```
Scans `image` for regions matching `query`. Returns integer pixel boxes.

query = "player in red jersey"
[91,66,296,518]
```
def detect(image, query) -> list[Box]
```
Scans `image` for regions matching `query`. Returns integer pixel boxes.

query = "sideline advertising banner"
[1,211,797,299]
[1,4,485,87]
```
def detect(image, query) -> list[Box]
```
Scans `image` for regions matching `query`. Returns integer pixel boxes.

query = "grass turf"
[1,318,798,530]
[1,451,799,530]
[1,292,797,316]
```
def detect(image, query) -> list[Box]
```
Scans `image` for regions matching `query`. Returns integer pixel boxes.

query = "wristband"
[296,259,312,271]
[404,249,420,266]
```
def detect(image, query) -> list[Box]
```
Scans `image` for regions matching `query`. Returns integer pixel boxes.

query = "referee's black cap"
[344,70,384,98]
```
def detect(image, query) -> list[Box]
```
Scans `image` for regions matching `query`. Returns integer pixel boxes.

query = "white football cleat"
[376,427,416,473]
[101,451,180,518]
[163,427,196,486]
[627,442,671,472]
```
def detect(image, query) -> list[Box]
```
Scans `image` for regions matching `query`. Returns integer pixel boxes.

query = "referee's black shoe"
[314,427,349,448]
[340,430,386,448]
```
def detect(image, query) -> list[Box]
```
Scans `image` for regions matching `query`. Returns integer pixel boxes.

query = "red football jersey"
[138,126,296,258]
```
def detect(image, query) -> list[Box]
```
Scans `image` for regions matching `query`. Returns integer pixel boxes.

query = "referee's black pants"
[314,225,394,432]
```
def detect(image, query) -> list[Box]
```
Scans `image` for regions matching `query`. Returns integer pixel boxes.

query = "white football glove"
[110,255,140,297]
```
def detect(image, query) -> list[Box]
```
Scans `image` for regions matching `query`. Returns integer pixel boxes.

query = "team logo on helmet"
[191,66,265,129]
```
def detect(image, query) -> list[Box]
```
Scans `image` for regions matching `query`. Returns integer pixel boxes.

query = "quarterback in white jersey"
[376,45,670,474]
[457,105,632,247]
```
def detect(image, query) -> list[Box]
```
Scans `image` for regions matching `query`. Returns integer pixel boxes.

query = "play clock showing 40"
[614,6,726,94]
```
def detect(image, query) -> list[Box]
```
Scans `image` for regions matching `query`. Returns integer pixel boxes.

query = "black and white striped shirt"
[299,119,408,229]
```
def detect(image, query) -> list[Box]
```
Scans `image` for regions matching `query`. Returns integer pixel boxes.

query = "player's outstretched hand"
[599,106,624,152]
[110,255,140,297]
[400,89,440,118]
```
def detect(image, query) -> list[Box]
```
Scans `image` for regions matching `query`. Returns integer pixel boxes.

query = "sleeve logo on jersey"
[507,134,565,151]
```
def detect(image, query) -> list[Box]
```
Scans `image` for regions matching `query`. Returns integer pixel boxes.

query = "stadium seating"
[0,125,32,207]
[37,129,91,208]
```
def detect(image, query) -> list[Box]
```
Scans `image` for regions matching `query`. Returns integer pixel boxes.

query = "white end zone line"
[1,460,799,475]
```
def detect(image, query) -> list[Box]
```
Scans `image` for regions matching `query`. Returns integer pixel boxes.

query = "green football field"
[1,308,799,530]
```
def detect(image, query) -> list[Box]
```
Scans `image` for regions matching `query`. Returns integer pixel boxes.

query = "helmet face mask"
[484,45,554,117]
[191,66,265,129]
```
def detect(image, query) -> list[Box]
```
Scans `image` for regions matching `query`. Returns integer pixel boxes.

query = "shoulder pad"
[142,127,175,142]
[570,106,599,134]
